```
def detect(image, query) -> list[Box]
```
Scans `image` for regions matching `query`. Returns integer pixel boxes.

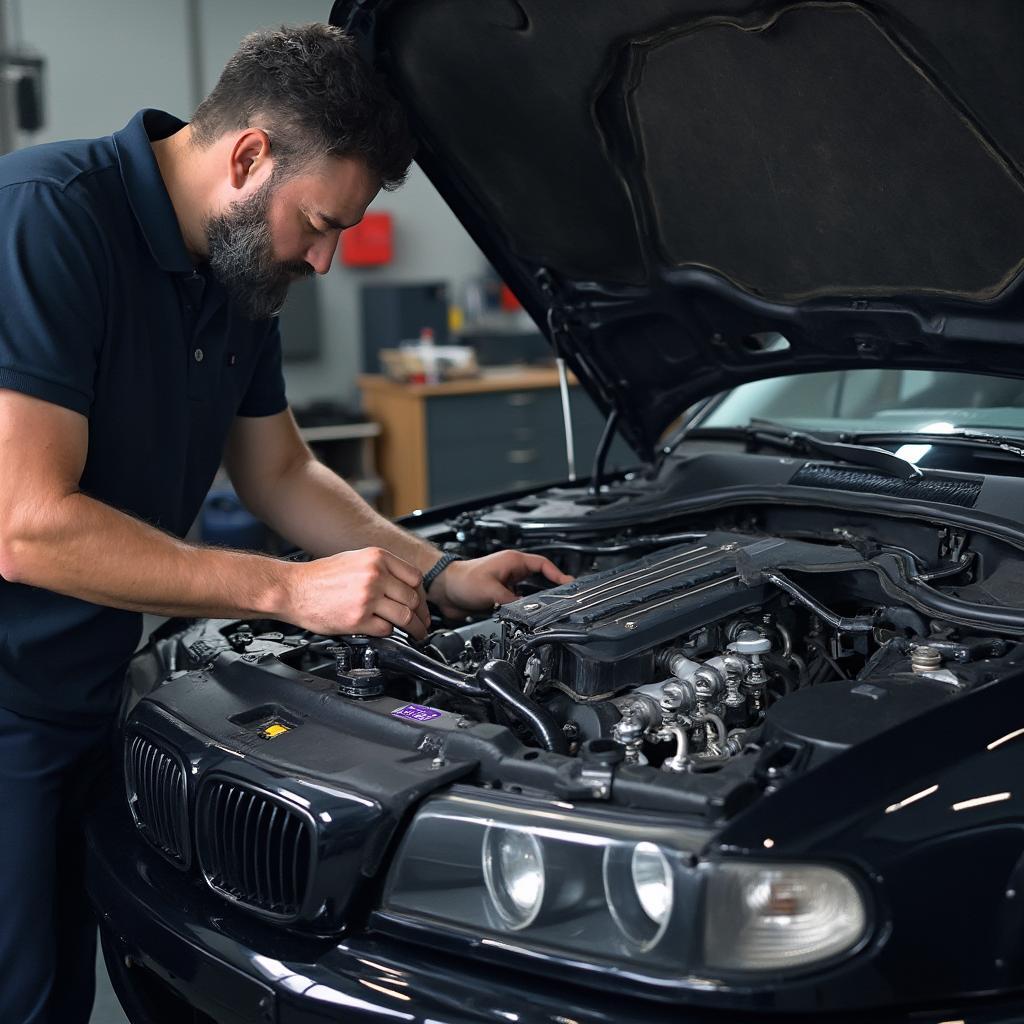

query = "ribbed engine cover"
[499,532,862,695]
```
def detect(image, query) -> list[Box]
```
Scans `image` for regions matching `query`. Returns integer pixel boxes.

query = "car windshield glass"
[698,369,1024,438]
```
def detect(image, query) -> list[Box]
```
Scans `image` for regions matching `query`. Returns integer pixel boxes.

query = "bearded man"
[0,23,568,1024]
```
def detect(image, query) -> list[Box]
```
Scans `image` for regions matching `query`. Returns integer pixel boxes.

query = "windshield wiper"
[694,418,923,480]
[843,430,1024,459]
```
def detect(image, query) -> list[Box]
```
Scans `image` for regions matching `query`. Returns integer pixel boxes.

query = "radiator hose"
[346,636,568,754]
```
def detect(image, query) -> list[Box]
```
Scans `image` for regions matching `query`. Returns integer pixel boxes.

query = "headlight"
[603,841,673,948]
[703,862,868,970]
[483,827,545,928]
[379,791,870,981]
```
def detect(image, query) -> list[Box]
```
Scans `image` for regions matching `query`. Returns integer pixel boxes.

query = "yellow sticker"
[262,723,290,739]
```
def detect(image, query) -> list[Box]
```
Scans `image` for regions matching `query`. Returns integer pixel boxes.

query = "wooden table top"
[358,364,580,398]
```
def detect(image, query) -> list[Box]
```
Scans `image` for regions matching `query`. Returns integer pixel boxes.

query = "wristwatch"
[422,552,462,594]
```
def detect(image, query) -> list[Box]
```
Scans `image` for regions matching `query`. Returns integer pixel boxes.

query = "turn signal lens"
[704,863,866,970]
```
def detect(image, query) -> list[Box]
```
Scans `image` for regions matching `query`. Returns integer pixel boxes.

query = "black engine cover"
[499,531,861,696]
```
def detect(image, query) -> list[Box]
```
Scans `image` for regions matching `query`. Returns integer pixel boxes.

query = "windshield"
[699,369,1024,437]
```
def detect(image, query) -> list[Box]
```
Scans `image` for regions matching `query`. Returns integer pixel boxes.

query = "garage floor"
[92,950,129,1023]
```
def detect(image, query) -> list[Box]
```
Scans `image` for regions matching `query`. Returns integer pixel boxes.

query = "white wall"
[14,0,192,145]
[12,0,486,407]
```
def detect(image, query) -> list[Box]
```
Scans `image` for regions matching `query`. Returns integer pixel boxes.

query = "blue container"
[200,487,267,551]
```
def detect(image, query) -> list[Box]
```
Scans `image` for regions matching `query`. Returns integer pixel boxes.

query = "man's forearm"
[245,456,440,574]
[0,490,292,619]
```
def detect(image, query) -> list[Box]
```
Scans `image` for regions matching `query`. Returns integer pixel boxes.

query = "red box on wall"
[499,282,522,311]
[341,211,393,266]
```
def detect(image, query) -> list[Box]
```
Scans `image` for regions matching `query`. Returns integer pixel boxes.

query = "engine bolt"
[911,646,942,674]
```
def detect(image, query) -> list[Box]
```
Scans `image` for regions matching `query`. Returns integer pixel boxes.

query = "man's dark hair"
[191,23,414,190]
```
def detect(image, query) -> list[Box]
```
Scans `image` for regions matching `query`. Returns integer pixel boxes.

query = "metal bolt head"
[523,602,541,612]
[430,755,446,770]
[911,646,942,673]
[729,630,771,656]
[624,621,638,630]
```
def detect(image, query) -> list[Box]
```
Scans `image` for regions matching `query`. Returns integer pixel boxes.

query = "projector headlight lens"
[603,840,674,948]
[632,842,673,925]
[482,826,545,929]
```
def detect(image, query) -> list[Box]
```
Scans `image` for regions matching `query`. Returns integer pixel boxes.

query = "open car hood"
[330,0,1024,459]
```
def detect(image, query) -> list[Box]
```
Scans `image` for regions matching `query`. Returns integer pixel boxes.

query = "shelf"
[299,422,381,442]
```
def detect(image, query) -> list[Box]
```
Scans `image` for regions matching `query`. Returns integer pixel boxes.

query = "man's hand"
[283,547,430,639]
[427,550,573,619]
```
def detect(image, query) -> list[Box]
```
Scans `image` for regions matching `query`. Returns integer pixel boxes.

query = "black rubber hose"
[354,636,488,698]
[354,637,568,753]
[762,571,876,634]
[511,629,594,676]
[476,659,568,754]
[525,531,707,555]
[589,409,619,497]
[515,630,594,655]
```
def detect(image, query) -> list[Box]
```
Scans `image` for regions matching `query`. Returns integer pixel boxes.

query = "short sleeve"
[0,182,107,416]
[236,317,288,417]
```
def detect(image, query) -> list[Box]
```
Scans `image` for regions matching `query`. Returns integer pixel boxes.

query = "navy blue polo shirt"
[0,109,288,723]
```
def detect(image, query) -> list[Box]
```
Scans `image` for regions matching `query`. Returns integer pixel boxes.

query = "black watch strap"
[423,552,461,593]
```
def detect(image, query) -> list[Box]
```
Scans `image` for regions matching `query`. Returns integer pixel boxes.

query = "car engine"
[138,495,1024,797]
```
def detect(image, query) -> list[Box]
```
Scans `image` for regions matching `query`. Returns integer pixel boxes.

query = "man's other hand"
[285,547,429,639]
[427,550,573,619]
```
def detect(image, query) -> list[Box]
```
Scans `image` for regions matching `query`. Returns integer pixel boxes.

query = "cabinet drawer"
[423,387,633,507]
[427,390,565,447]
[427,435,568,506]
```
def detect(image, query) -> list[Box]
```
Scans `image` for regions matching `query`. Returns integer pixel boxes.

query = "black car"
[87,1,1024,1021]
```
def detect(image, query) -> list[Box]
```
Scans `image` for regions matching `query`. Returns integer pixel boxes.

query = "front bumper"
[87,792,1024,1024]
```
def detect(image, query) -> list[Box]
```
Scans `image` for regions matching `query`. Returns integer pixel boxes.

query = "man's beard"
[204,180,314,320]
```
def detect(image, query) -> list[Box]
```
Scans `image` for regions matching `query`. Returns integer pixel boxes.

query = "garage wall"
[11,0,486,408]
[12,0,192,145]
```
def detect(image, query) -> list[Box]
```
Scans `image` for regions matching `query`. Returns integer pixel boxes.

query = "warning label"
[391,704,444,722]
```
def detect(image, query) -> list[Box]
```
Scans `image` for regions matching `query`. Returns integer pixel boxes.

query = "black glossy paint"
[328,0,1024,459]
[87,790,1024,1023]
[89,631,1024,1016]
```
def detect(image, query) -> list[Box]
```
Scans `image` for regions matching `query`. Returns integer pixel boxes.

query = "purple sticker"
[391,703,444,722]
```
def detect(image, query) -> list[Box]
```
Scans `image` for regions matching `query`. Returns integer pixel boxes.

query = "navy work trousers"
[0,705,114,1024]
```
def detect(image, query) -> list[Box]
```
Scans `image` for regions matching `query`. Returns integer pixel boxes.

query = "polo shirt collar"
[113,109,194,275]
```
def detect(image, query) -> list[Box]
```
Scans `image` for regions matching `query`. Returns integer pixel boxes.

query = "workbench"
[358,367,632,516]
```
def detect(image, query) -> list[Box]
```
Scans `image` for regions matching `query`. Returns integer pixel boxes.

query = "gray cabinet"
[359,371,634,516]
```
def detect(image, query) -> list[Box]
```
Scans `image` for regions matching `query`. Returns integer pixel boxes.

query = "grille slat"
[125,732,189,867]
[253,799,269,909]
[242,792,257,901]
[156,754,171,851]
[197,778,312,919]
[227,787,243,896]
[264,804,279,909]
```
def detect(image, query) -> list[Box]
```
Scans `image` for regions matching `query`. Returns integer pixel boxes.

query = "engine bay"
[140,455,1024,818]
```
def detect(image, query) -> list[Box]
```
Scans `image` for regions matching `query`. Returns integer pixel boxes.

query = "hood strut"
[541,269,578,481]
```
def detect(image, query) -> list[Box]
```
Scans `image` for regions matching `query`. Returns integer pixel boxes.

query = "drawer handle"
[505,392,537,407]
[507,448,538,464]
